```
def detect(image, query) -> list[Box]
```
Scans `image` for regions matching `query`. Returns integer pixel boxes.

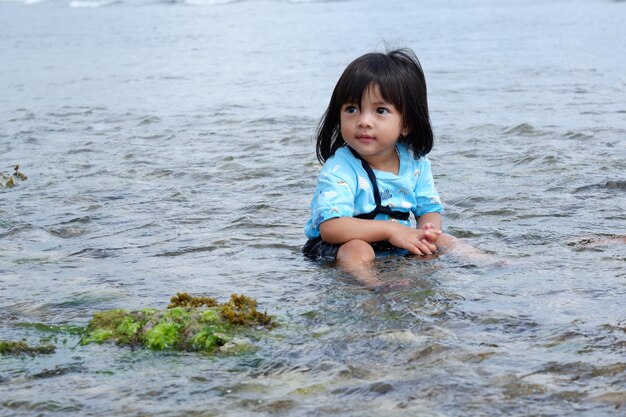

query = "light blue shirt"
[304,144,444,239]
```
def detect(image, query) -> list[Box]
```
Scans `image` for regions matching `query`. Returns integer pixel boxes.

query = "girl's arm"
[320,217,395,243]
[417,211,442,230]
[319,217,440,256]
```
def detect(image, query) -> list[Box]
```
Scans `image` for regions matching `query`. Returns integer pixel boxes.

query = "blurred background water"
[1,0,625,415]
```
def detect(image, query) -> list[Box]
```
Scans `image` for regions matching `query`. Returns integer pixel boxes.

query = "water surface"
[1,0,625,415]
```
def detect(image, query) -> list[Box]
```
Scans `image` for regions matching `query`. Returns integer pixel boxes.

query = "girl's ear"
[401,124,410,137]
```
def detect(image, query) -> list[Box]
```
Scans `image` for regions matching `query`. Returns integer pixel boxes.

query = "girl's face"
[340,84,408,169]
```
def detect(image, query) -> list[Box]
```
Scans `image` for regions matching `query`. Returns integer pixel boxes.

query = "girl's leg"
[434,233,496,262]
[336,239,382,288]
[432,233,457,253]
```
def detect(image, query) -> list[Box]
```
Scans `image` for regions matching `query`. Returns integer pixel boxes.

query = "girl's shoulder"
[398,143,431,169]
[331,146,356,162]
[316,147,363,189]
[320,147,361,174]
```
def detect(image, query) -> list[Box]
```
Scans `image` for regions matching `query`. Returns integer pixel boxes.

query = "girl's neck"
[361,146,400,174]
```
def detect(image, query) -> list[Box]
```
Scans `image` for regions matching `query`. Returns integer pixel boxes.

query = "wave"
[502,123,550,137]
[69,0,121,7]
[2,0,346,6]
[183,0,240,5]
[1,0,48,4]
[573,180,626,193]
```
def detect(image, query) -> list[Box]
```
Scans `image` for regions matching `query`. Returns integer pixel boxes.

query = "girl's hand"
[421,222,435,231]
[387,223,441,256]
[420,222,443,244]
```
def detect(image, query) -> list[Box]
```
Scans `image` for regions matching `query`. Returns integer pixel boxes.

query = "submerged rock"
[80,293,276,354]
[0,340,55,356]
[567,234,626,251]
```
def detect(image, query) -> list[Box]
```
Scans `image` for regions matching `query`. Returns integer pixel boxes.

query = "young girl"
[303,48,457,288]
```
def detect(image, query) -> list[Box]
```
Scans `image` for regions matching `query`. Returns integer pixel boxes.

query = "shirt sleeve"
[308,170,356,232]
[412,157,444,217]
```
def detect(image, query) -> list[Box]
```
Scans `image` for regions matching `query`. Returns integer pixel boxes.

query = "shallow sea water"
[1,0,625,416]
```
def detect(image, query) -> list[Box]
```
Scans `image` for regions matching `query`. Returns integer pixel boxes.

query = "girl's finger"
[415,240,432,255]
[407,243,424,256]
[423,230,441,243]
[425,229,442,236]
[421,239,437,252]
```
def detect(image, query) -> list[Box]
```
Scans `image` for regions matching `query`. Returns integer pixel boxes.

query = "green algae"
[0,340,55,356]
[144,321,184,350]
[14,322,84,335]
[1,165,27,189]
[189,326,228,351]
[200,309,221,324]
[80,293,276,354]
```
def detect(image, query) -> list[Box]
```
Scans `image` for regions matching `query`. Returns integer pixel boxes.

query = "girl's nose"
[357,113,372,128]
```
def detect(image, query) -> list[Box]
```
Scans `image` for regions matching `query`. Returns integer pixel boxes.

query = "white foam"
[1,0,47,4]
[183,0,238,6]
[69,0,120,8]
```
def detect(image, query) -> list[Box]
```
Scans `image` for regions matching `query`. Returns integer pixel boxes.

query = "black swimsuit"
[348,147,410,221]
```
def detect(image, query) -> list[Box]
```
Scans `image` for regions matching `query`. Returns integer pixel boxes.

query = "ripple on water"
[566,234,626,251]
[1,399,83,414]
[153,245,219,257]
[29,364,87,380]
[574,180,626,192]
[0,220,35,239]
[46,216,93,238]
[562,130,594,140]
[502,123,552,137]
[68,248,119,259]
[3,289,130,321]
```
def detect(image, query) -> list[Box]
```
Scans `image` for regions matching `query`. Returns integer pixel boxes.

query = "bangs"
[333,53,405,112]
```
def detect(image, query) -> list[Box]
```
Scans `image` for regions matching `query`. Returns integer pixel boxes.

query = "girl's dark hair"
[315,48,433,163]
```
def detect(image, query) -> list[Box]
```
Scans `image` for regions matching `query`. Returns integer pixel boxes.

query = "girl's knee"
[337,239,375,263]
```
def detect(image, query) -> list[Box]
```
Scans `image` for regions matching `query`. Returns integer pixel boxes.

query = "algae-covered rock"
[1,165,28,189]
[81,293,276,354]
[0,340,55,356]
[168,292,218,309]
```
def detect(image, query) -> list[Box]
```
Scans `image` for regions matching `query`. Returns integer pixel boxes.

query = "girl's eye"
[344,105,358,114]
[376,107,390,115]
